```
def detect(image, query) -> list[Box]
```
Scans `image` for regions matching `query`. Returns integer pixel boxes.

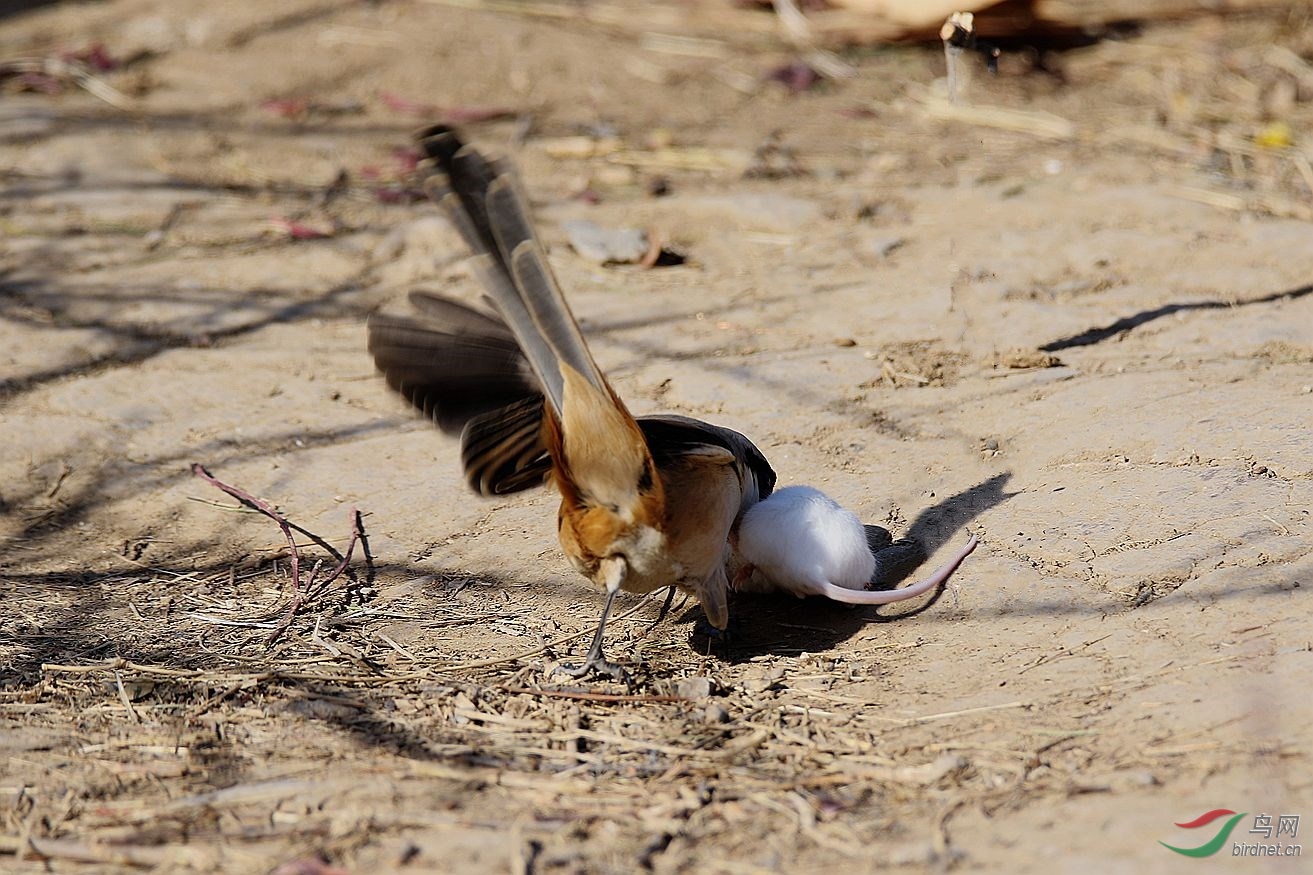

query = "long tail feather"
[415,125,606,417]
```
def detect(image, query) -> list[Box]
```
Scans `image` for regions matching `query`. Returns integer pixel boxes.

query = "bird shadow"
[686,472,1015,662]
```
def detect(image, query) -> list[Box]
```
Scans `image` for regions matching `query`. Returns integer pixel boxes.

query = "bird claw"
[555,655,629,683]
[693,616,734,651]
[554,585,631,682]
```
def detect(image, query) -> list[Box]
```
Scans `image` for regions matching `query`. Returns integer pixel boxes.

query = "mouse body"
[737,485,875,592]
[735,485,977,605]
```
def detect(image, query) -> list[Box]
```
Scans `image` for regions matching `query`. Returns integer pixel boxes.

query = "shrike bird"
[368,126,775,678]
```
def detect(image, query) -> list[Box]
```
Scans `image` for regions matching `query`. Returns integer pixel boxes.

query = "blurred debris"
[1166,185,1313,221]
[913,86,1076,139]
[359,147,425,204]
[270,218,333,240]
[391,146,422,174]
[772,0,858,80]
[260,97,310,118]
[681,192,822,232]
[271,856,350,875]
[745,132,807,178]
[371,184,425,205]
[1264,45,1313,98]
[143,202,197,251]
[563,220,650,264]
[638,32,730,59]
[539,136,623,159]
[999,348,1063,369]
[260,97,365,119]
[611,145,752,174]
[60,42,119,73]
[864,234,906,258]
[772,0,821,43]
[1255,340,1313,364]
[379,91,516,123]
[738,0,835,8]
[1254,119,1294,149]
[766,60,825,93]
[866,341,965,387]
[0,55,133,109]
[372,216,465,286]
[317,24,401,49]
[675,676,713,699]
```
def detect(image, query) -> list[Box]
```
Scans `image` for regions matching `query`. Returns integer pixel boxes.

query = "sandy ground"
[2,1,1312,872]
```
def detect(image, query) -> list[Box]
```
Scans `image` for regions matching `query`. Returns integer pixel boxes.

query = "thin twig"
[264,558,321,646]
[190,465,364,646]
[285,518,348,565]
[185,678,255,719]
[497,686,686,704]
[190,463,302,599]
[112,671,140,724]
[0,834,193,867]
[43,658,205,678]
[306,507,363,599]
[265,507,362,644]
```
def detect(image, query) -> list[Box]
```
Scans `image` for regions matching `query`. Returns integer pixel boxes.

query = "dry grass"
[3,537,1278,871]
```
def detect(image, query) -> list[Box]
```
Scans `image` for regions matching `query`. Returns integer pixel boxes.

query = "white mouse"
[734,485,978,605]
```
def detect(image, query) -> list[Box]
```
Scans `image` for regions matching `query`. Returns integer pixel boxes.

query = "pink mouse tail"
[818,535,978,605]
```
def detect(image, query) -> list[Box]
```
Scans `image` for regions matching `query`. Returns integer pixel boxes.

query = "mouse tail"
[817,535,979,605]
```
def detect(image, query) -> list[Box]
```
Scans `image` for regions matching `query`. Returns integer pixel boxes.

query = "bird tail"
[415,125,606,419]
[416,126,654,512]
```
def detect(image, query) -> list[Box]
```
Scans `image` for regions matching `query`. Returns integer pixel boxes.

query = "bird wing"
[636,414,777,520]
[462,395,553,495]
[368,293,780,505]
[366,292,537,435]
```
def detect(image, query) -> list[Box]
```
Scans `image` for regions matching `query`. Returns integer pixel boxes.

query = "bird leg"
[558,557,629,681]
[642,585,679,637]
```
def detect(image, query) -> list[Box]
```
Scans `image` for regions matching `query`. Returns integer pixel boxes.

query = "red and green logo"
[1160,809,1248,857]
